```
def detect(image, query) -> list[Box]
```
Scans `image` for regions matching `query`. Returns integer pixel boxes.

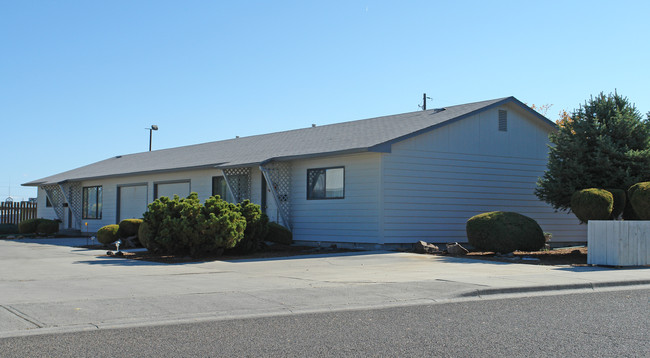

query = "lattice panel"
[61,182,82,229]
[222,167,251,203]
[261,161,292,229]
[41,184,66,222]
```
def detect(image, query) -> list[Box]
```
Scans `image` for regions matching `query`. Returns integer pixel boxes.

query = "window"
[45,196,52,207]
[82,186,102,219]
[212,176,235,202]
[307,167,344,199]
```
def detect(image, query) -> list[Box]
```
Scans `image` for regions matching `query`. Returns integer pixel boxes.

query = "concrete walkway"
[1,238,649,338]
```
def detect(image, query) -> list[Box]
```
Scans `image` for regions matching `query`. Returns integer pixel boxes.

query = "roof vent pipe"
[312,124,316,127]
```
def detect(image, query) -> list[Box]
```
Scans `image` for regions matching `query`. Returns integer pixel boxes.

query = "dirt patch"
[97,244,361,264]
[461,246,588,266]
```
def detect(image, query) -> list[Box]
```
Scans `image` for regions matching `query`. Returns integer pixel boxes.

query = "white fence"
[587,221,650,266]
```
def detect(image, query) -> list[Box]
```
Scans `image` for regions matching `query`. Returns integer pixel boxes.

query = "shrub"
[137,221,157,250]
[97,224,120,245]
[570,189,613,223]
[605,189,626,220]
[466,211,545,253]
[36,219,59,235]
[229,200,269,253]
[140,193,246,257]
[624,183,643,220]
[265,222,293,245]
[18,218,40,234]
[118,218,143,238]
[0,223,18,235]
[629,181,650,220]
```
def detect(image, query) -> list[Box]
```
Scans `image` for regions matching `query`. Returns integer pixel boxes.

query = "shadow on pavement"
[8,237,93,248]
[222,250,389,263]
[73,257,170,267]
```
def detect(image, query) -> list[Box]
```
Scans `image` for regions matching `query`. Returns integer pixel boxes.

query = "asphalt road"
[1,289,648,357]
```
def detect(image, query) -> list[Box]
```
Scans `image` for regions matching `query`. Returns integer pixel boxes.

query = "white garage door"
[155,181,190,200]
[118,185,148,221]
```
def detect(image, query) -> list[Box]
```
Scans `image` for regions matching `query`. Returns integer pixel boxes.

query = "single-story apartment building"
[23,96,586,247]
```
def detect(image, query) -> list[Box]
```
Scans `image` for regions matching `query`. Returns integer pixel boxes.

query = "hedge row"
[570,182,650,222]
[17,218,59,235]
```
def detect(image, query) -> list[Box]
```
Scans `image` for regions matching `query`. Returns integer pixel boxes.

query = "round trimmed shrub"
[265,222,293,245]
[570,188,613,223]
[118,218,143,238]
[97,224,120,245]
[466,211,545,253]
[36,219,59,235]
[605,189,626,220]
[137,221,157,251]
[629,181,650,220]
[0,223,18,235]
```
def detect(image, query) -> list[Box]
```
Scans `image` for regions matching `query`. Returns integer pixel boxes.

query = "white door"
[119,185,148,221]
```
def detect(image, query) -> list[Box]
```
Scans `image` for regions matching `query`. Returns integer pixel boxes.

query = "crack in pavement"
[1,305,45,329]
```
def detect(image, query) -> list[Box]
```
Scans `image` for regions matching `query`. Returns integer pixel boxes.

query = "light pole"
[146,125,158,151]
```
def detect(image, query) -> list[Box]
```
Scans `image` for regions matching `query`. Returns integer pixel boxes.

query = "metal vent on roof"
[498,110,507,131]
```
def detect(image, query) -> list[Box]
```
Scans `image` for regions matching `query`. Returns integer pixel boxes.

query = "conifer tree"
[535,92,650,211]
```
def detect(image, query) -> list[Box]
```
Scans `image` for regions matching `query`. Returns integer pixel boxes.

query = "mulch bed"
[461,246,588,266]
[94,244,589,266]
[96,244,361,264]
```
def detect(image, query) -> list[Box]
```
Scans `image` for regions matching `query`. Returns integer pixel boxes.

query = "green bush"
[570,188,613,223]
[629,182,650,220]
[466,211,545,253]
[97,224,120,245]
[229,200,269,254]
[18,218,39,234]
[18,218,59,235]
[605,189,626,220]
[137,221,157,250]
[624,183,643,220]
[118,218,143,238]
[36,219,59,235]
[0,223,18,235]
[140,193,246,257]
[265,222,293,245]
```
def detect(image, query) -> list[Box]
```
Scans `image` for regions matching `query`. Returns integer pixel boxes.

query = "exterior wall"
[36,187,58,220]
[290,152,382,244]
[76,168,227,232]
[35,166,273,233]
[381,103,586,244]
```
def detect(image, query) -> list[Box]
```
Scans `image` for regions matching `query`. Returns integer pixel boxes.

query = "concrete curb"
[460,279,650,298]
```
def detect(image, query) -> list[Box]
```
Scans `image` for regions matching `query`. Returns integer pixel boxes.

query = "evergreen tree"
[535,92,650,211]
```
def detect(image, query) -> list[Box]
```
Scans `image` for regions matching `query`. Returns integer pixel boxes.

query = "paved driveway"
[1,238,648,338]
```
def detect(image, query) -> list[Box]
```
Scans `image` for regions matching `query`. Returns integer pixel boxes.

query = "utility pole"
[419,93,432,111]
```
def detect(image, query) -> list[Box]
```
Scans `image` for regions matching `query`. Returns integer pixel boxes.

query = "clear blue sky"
[2,0,649,200]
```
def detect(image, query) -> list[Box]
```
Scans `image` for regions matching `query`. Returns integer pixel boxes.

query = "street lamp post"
[147,125,158,151]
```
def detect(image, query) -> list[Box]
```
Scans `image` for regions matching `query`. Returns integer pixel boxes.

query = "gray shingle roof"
[23,96,554,186]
